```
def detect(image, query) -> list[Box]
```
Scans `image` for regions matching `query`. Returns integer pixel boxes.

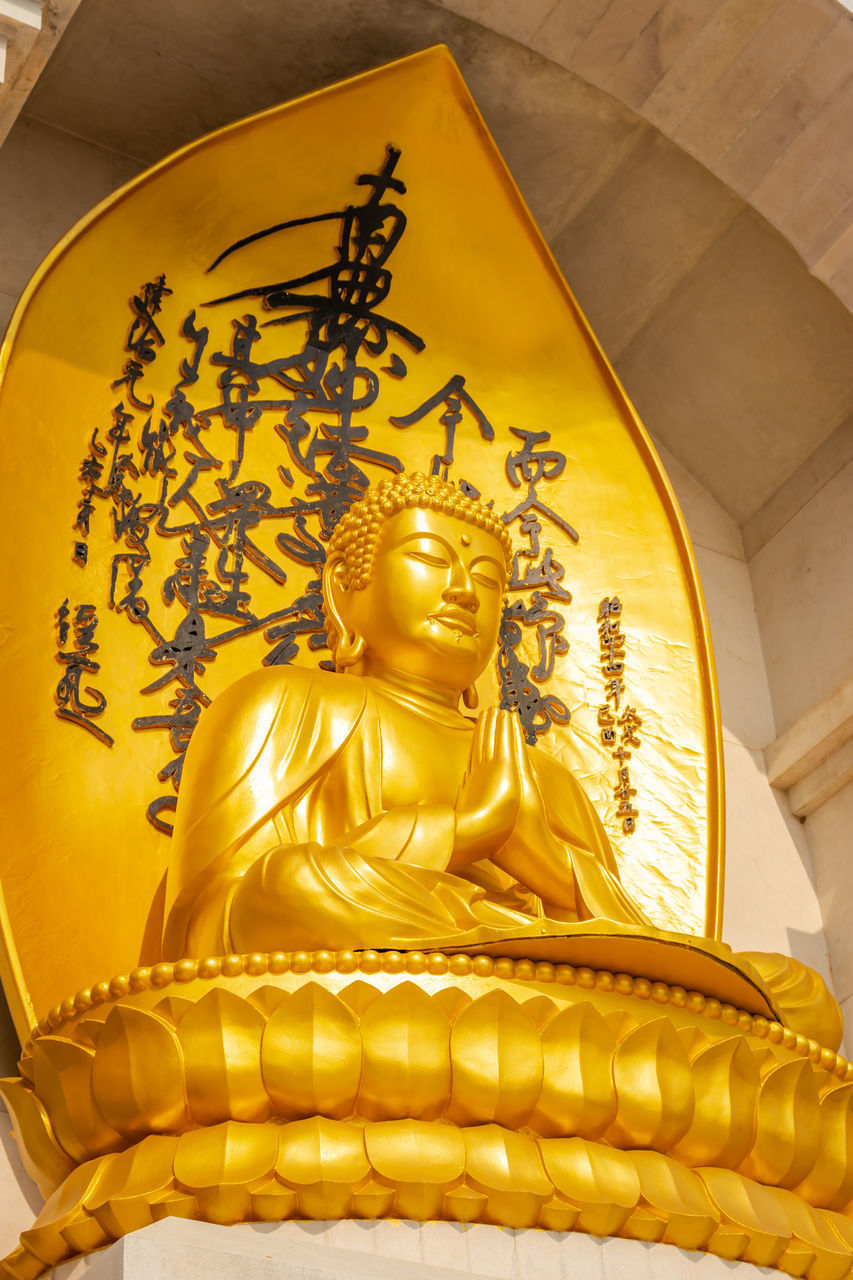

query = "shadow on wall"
[0,1119,41,1220]
[0,991,19,1078]
[0,298,13,342]
[785,926,835,985]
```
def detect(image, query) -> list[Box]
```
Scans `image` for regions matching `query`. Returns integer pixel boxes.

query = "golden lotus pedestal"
[2,945,853,1280]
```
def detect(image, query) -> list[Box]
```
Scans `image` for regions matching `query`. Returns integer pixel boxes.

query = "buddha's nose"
[444,571,479,611]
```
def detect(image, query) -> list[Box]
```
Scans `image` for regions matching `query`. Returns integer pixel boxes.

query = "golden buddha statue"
[163,471,649,960]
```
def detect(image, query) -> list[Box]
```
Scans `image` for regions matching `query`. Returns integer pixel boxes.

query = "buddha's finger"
[483,706,499,763]
[504,709,531,785]
[473,706,491,765]
[496,707,517,770]
[510,709,527,757]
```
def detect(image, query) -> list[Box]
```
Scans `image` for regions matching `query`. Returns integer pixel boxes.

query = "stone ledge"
[765,674,853,816]
[49,1216,775,1280]
[0,0,80,146]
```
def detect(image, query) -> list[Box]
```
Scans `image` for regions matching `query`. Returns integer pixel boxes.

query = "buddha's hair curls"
[327,471,513,592]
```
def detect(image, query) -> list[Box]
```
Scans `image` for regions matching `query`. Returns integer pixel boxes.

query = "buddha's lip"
[430,609,479,636]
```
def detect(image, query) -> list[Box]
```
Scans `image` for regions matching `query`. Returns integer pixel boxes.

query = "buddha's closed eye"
[407,550,450,568]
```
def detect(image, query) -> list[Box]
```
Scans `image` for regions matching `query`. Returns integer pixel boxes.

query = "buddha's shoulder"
[208,664,369,724]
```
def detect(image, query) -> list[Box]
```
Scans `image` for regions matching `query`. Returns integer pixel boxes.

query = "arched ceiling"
[5,0,853,532]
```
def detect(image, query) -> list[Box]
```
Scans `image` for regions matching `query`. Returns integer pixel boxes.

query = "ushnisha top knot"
[328,472,513,590]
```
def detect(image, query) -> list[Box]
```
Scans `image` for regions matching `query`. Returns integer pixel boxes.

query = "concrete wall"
[744,439,853,1042]
[806,780,853,1043]
[0,114,141,336]
[750,456,853,735]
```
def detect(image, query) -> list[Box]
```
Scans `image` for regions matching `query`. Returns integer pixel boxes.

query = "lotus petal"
[359,982,450,1120]
[699,1166,791,1269]
[262,983,360,1119]
[464,1125,551,1229]
[531,1001,616,1138]
[670,1035,758,1168]
[539,1135,639,1237]
[364,1118,465,1185]
[0,1076,74,1196]
[276,1116,369,1188]
[607,1017,694,1150]
[92,1006,187,1137]
[449,990,541,1127]
[175,1120,277,1192]
[31,1037,123,1163]
[796,1083,853,1210]
[739,1058,821,1189]
[83,1133,178,1239]
[632,1149,717,1251]
[178,988,269,1125]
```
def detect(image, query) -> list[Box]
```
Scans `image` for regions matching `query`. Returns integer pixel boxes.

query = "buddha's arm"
[332,807,456,869]
[163,665,374,957]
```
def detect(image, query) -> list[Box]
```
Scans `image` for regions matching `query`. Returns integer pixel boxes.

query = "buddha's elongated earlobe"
[462,683,479,710]
[335,629,366,670]
[323,552,366,671]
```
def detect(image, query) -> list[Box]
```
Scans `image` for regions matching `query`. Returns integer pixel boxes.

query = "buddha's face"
[338,507,507,692]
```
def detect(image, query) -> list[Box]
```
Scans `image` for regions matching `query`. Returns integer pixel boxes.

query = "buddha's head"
[323,473,512,697]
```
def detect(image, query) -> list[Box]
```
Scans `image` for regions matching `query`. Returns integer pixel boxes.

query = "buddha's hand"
[451,707,535,866]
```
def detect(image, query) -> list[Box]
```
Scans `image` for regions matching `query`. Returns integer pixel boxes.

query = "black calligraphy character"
[210,315,267,481]
[390,375,494,477]
[144,612,216,694]
[54,601,114,747]
[73,429,108,563]
[496,606,570,744]
[133,685,209,834]
[110,553,150,622]
[597,704,617,747]
[105,404,139,497]
[112,358,154,411]
[139,416,179,478]
[503,435,578,548]
[206,147,422,361]
[176,309,209,386]
[111,486,162,556]
[263,578,329,666]
[205,477,289,615]
[618,705,643,749]
[127,274,172,364]
[504,593,569,683]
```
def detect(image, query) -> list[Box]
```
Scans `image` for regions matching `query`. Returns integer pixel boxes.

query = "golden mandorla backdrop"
[0,46,721,1037]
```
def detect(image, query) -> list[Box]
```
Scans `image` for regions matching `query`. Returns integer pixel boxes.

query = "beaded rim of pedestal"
[23,950,852,1081]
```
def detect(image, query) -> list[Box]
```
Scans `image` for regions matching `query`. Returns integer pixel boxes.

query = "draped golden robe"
[162,665,648,959]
